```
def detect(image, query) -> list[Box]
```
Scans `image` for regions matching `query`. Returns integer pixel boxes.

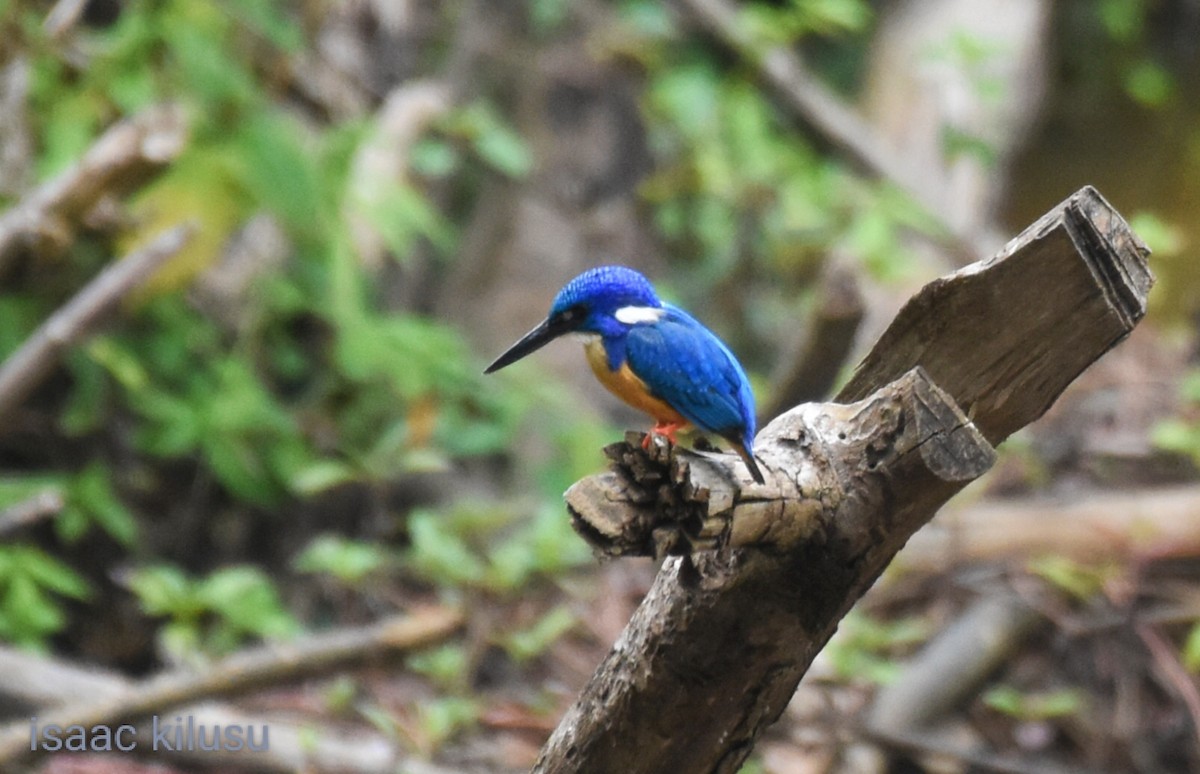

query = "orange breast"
[584,339,687,425]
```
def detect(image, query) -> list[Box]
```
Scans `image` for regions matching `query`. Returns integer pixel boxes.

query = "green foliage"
[630,0,920,358]
[739,0,871,45]
[824,610,929,684]
[57,462,138,547]
[293,534,391,587]
[2,0,555,658]
[1128,212,1185,259]
[983,684,1085,721]
[501,605,577,662]
[359,695,480,757]
[1098,0,1144,43]
[415,696,481,753]
[442,103,533,179]
[1123,59,1174,108]
[0,545,90,649]
[1089,0,1176,107]
[1183,623,1200,673]
[1152,369,1200,469]
[405,503,591,595]
[409,644,472,692]
[1027,556,1115,601]
[127,564,298,663]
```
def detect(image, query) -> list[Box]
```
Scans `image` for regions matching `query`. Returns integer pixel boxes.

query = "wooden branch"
[0,104,187,275]
[0,607,464,770]
[897,484,1200,571]
[867,593,1042,734]
[0,488,63,538]
[0,224,192,424]
[44,0,89,39]
[838,186,1152,445]
[535,186,1151,774]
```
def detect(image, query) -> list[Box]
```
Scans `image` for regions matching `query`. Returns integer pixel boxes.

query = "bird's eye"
[562,304,585,322]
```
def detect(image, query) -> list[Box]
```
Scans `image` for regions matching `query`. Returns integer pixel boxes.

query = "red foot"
[642,420,687,449]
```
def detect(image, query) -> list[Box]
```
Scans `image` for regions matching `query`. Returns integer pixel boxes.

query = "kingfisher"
[485,265,765,484]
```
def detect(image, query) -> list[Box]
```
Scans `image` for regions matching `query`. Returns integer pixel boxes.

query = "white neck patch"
[614,305,665,325]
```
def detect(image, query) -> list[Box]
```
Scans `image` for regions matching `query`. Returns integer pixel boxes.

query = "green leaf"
[289,460,358,496]
[294,535,389,585]
[1099,0,1143,42]
[1127,212,1185,258]
[65,463,138,547]
[531,0,571,34]
[127,565,199,617]
[1125,59,1173,108]
[408,644,470,690]
[0,477,64,509]
[453,104,532,178]
[983,685,1084,720]
[198,566,298,639]
[16,548,90,600]
[417,696,479,750]
[410,139,459,177]
[406,510,487,587]
[502,606,576,662]
[1027,555,1111,600]
[159,620,204,665]
[233,112,328,236]
[1,575,64,643]
[1183,622,1200,673]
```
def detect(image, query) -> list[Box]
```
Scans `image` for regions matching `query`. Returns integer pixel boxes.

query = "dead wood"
[764,261,864,416]
[0,224,193,425]
[837,186,1151,446]
[0,606,463,770]
[867,593,1043,734]
[0,104,187,276]
[898,484,1200,570]
[0,488,64,538]
[534,186,1151,774]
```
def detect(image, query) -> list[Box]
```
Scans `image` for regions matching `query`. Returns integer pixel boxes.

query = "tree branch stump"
[535,186,1151,774]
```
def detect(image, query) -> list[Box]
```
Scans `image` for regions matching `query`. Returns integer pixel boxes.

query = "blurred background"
[0,0,1198,772]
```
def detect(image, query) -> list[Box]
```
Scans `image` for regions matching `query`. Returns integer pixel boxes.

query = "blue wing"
[621,305,756,440]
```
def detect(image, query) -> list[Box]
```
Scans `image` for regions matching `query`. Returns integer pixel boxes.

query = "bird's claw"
[643,420,686,449]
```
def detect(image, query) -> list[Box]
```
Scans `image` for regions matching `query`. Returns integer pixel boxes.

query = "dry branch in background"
[680,0,998,260]
[0,607,464,770]
[898,484,1200,570]
[0,104,187,276]
[0,224,193,425]
[866,594,1044,754]
[764,261,864,416]
[535,186,1151,774]
[0,489,64,539]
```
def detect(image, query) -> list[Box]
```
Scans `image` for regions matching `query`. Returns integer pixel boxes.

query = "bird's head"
[485,265,663,373]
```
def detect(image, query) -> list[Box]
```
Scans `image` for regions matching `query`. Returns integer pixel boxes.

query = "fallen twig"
[0,224,193,424]
[0,104,187,275]
[0,488,64,538]
[0,606,464,770]
[896,485,1200,572]
[867,593,1043,733]
[43,0,89,39]
[1136,621,1200,747]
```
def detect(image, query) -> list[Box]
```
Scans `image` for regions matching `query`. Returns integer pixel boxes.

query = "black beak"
[484,313,574,374]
